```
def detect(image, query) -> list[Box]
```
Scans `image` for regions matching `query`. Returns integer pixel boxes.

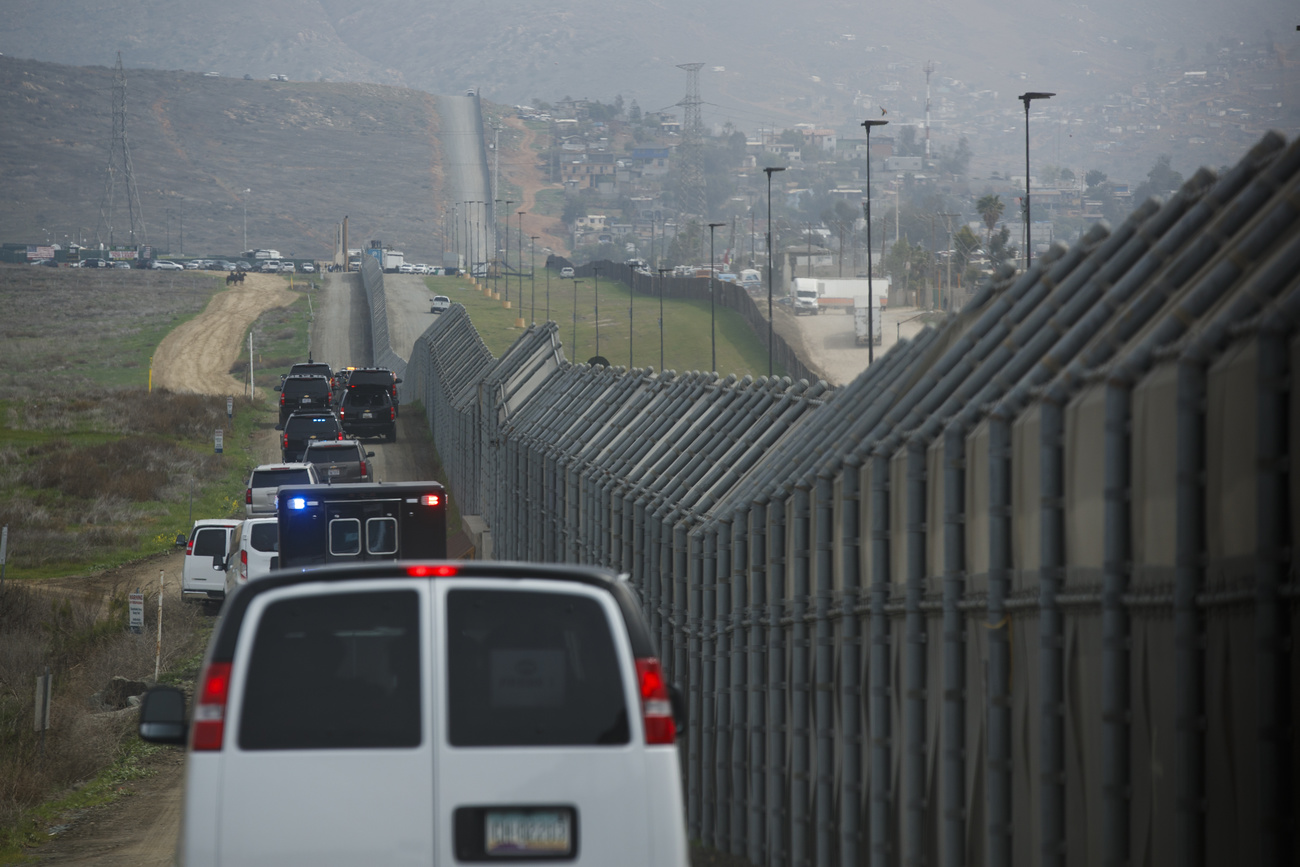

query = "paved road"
[438,94,494,269]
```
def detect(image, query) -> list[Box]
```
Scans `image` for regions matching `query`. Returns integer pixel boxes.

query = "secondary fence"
[384,131,1300,867]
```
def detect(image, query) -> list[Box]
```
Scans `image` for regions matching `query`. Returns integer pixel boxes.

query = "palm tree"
[977,194,1004,248]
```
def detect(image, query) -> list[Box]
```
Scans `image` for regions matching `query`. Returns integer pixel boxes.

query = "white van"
[140,562,690,866]
[181,519,243,605]
[223,518,280,594]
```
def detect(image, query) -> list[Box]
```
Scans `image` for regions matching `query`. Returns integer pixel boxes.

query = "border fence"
[376,131,1299,867]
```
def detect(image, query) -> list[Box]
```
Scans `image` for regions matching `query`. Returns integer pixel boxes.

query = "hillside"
[2,0,1294,138]
[0,56,451,262]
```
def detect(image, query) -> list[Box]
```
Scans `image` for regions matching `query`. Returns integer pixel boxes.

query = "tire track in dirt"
[151,274,298,395]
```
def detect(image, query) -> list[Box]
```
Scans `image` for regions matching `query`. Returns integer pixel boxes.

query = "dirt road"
[151,273,298,395]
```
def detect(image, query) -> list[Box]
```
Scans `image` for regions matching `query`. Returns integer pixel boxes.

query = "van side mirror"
[274,423,284,431]
[274,384,283,392]
[138,686,188,745]
[394,377,403,384]
[366,451,375,458]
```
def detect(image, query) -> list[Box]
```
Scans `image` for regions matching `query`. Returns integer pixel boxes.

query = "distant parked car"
[113,261,132,269]
[80,258,108,269]
[398,263,416,274]
[279,261,296,273]
[150,259,184,271]
[560,266,575,278]
[431,295,450,314]
[300,262,315,273]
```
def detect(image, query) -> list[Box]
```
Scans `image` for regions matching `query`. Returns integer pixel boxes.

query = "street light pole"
[763,166,786,378]
[939,212,960,311]
[242,189,251,253]
[571,280,583,355]
[861,118,888,364]
[1018,91,1054,268]
[529,235,539,323]
[708,221,725,371]
[512,210,522,308]
[658,267,669,372]
[593,266,602,358]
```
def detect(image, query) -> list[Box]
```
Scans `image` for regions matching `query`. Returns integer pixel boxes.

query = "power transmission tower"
[95,53,146,248]
[675,62,708,220]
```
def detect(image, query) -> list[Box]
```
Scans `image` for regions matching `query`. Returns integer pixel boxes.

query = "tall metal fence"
[389,131,1299,867]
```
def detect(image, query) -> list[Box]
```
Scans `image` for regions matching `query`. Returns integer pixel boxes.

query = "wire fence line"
[374,131,1300,867]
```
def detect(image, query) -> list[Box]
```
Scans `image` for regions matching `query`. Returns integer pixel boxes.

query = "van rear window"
[446,589,628,747]
[191,527,227,558]
[248,522,278,553]
[239,590,421,749]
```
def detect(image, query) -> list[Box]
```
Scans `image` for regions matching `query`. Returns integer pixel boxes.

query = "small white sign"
[214,429,224,454]
[226,396,234,418]
[129,591,145,632]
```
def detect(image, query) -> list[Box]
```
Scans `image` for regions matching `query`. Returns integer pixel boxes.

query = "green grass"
[227,288,313,392]
[424,273,787,378]
[0,267,227,396]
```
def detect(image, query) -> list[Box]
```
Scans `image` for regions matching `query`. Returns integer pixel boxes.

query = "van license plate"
[328,468,340,476]
[485,810,572,857]
[362,411,373,419]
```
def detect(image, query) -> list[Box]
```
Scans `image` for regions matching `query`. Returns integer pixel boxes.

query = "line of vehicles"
[149,354,693,866]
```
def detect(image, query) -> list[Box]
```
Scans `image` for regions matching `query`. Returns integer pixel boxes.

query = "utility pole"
[939,212,960,311]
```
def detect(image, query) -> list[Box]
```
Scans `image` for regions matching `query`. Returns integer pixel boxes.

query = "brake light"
[281,432,288,449]
[359,460,367,477]
[390,407,396,421]
[407,564,458,577]
[191,661,232,751]
[239,549,248,583]
[420,494,441,507]
[185,537,195,556]
[279,392,285,406]
[245,487,252,505]
[635,657,676,744]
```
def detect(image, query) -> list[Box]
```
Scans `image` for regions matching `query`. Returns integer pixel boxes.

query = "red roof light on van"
[406,564,458,577]
[191,661,232,751]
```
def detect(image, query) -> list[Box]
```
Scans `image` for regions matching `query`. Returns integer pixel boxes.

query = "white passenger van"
[181,519,243,605]
[139,562,689,866]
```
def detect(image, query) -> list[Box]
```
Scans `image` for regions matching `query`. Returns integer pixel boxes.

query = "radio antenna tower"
[924,60,934,160]
[95,53,147,248]
[675,62,708,219]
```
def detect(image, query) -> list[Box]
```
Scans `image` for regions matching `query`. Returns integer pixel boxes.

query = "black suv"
[285,361,333,385]
[338,389,397,442]
[277,409,344,462]
[343,367,402,417]
[276,374,333,425]
[302,439,375,483]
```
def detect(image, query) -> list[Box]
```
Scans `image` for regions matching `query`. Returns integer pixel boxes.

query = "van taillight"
[390,407,396,421]
[359,460,366,477]
[191,661,232,751]
[281,432,288,449]
[239,549,248,583]
[245,487,252,505]
[279,392,285,406]
[635,658,676,744]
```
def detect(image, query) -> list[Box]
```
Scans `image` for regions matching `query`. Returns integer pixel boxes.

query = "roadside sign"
[129,591,145,633]
[34,670,52,732]
[214,429,224,454]
[227,396,234,419]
